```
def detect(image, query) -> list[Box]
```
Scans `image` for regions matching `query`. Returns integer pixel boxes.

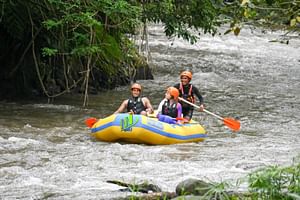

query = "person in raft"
[114,83,154,116]
[173,71,204,121]
[157,87,183,124]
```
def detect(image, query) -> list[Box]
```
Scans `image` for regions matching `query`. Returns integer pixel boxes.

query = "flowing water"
[1,25,300,199]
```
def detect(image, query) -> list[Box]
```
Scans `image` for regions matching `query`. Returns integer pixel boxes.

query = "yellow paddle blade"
[85,117,97,128]
[223,118,240,131]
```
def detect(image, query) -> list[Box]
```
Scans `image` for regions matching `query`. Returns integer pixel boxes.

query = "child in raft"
[156,87,183,124]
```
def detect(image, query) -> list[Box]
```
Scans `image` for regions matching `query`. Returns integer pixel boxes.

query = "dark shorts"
[182,107,194,120]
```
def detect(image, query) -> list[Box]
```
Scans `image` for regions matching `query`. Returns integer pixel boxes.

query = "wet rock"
[115,192,177,200]
[107,180,162,193]
[175,178,212,196]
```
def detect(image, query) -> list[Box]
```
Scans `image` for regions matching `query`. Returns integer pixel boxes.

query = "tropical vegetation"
[202,163,300,199]
[0,0,299,105]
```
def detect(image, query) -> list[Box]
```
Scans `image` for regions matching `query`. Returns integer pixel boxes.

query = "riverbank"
[1,25,299,199]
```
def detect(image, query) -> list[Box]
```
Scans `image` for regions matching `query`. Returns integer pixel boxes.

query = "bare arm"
[114,100,128,114]
[142,97,154,114]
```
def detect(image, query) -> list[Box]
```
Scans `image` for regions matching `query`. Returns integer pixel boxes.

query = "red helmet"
[131,83,142,91]
[180,71,192,80]
[167,87,179,100]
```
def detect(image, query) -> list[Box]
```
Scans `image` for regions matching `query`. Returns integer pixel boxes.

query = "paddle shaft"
[178,97,224,120]
[178,97,241,131]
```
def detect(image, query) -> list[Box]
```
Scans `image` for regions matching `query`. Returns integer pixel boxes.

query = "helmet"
[180,71,192,80]
[131,83,142,91]
[167,87,179,100]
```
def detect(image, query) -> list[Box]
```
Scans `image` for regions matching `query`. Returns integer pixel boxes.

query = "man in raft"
[114,83,154,115]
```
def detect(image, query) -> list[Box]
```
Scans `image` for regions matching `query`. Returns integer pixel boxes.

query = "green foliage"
[1,0,298,100]
[248,164,300,199]
[71,45,102,56]
[42,0,140,65]
[43,19,62,30]
[219,0,300,35]
[0,0,146,100]
[139,0,218,44]
[42,47,58,57]
[202,181,232,200]
[173,162,300,200]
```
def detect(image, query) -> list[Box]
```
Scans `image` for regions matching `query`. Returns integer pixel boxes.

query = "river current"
[0,25,299,199]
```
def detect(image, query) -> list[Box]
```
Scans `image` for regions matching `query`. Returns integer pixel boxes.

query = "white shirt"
[157,98,167,114]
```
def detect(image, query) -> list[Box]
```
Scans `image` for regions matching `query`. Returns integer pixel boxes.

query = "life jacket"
[127,97,146,114]
[179,83,195,106]
[162,100,178,118]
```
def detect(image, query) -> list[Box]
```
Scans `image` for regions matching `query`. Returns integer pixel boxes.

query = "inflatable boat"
[86,113,207,145]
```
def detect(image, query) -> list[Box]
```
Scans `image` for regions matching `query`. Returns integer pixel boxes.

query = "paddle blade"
[223,118,240,131]
[85,117,97,128]
[175,117,190,123]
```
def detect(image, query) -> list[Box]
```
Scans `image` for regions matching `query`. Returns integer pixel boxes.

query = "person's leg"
[182,107,188,118]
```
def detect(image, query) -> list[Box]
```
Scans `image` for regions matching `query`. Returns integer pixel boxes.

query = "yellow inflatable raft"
[88,113,207,145]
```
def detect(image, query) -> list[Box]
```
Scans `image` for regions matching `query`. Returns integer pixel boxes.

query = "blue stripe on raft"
[91,122,115,133]
[140,123,207,140]
[91,120,207,141]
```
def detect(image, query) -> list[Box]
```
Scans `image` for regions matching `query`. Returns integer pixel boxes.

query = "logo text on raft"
[120,114,139,132]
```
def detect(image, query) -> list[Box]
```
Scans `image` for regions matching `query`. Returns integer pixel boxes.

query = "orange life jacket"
[179,83,195,103]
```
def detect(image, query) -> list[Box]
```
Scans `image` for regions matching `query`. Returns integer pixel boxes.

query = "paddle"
[178,97,240,131]
[85,117,97,128]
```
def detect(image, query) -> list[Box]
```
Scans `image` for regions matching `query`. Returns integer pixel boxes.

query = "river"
[0,25,299,199]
